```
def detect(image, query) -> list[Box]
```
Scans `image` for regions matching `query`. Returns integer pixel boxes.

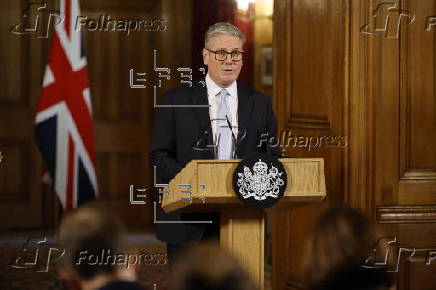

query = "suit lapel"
[190,81,214,148]
[237,81,254,146]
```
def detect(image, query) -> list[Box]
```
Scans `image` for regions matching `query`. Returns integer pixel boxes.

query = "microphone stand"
[225,115,239,159]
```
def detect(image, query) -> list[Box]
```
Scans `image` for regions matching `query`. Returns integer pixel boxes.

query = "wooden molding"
[377,206,436,223]
[400,170,436,181]
[287,115,331,130]
[348,0,376,216]
[285,279,307,289]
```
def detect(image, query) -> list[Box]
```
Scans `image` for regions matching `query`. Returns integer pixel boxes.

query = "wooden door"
[357,0,436,289]
[272,0,349,288]
[272,0,436,289]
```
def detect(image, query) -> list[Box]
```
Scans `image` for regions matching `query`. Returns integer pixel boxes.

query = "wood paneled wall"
[272,0,436,289]
[82,0,192,230]
[0,0,51,228]
[272,1,349,288]
[0,0,192,230]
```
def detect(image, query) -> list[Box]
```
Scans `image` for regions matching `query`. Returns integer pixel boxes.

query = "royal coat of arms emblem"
[233,153,287,208]
[237,159,284,201]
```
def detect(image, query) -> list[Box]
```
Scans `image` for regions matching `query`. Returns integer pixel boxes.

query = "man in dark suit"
[150,22,280,261]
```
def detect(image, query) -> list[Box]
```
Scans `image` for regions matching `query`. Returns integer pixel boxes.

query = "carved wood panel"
[273,0,436,289]
[272,0,349,288]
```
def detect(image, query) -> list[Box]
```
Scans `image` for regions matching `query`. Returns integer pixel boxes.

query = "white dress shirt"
[205,73,238,144]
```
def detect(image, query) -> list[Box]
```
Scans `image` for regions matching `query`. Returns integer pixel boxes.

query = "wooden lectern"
[161,158,326,290]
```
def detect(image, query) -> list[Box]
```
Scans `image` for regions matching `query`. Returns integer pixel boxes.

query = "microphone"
[225,115,239,159]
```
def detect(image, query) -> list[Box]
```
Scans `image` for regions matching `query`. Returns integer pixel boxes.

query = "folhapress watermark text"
[257,131,347,151]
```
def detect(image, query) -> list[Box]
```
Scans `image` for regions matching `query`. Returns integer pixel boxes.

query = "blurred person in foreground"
[305,204,394,290]
[168,242,256,290]
[57,203,145,290]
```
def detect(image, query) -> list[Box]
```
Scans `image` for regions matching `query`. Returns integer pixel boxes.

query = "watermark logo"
[426,17,436,31]
[10,2,64,38]
[10,236,65,272]
[76,16,167,35]
[76,250,168,268]
[192,124,247,152]
[361,2,415,38]
[10,236,168,272]
[362,236,436,272]
[257,131,347,151]
[11,2,167,38]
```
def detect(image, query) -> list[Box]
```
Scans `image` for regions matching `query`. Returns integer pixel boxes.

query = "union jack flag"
[35,0,98,210]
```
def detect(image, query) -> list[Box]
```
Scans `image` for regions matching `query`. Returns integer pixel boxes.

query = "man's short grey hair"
[204,22,245,48]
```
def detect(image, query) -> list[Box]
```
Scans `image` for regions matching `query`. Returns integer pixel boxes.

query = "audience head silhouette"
[169,242,256,290]
[305,204,393,290]
[57,202,144,290]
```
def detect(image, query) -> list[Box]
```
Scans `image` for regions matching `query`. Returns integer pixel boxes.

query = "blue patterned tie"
[217,88,232,159]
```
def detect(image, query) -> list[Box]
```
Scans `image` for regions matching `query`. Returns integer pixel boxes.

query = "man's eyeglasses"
[206,49,244,61]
